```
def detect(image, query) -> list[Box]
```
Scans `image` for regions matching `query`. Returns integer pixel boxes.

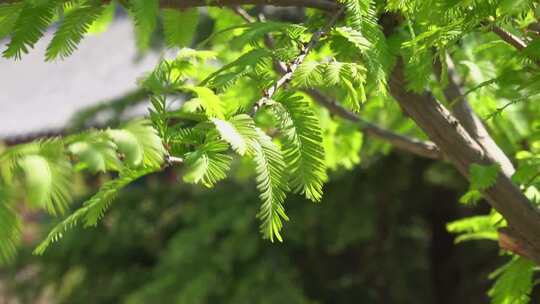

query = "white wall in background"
[0,18,161,137]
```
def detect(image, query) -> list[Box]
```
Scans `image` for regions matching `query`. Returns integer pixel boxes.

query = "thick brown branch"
[305,89,442,159]
[435,54,515,177]
[390,59,540,264]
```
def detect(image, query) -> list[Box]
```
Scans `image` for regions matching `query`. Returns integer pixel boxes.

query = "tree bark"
[435,55,515,177]
[389,59,540,264]
[305,89,442,159]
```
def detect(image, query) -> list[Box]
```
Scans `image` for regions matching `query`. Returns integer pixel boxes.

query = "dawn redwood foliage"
[1,0,540,302]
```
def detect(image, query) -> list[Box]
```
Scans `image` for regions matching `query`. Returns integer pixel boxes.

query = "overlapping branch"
[305,89,442,159]
[233,7,442,159]
[489,24,540,68]
[435,54,514,175]
[251,7,345,113]
[389,59,540,265]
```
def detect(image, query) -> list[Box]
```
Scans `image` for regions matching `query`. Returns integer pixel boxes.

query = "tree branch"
[491,25,528,51]
[305,89,442,159]
[232,6,289,74]
[435,54,515,177]
[490,24,540,68]
[390,59,540,265]
[251,6,345,113]
[232,7,442,159]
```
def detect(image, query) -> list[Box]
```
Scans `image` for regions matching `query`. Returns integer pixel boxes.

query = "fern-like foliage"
[107,119,166,168]
[293,60,366,111]
[0,190,21,263]
[18,153,72,216]
[162,8,199,47]
[34,166,160,255]
[460,163,500,205]
[0,2,23,41]
[3,0,57,59]
[446,211,504,243]
[45,4,104,61]
[212,114,258,156]
[68,131,121,173]
[270,92,327,202]
[5,139,73,216]
[182,140,232,188]
[129,0,159,51]
[201,48,273,89]
[0,120,165,261]
[337,0,390,94]
[488,257,535,304]
[230,21,306,49]
[182,86,226,119]
[253,128,289,242]
[194,114,289,242]
[333,26,371,52]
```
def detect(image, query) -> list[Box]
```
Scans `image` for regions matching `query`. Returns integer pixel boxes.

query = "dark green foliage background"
[6,154,506,303]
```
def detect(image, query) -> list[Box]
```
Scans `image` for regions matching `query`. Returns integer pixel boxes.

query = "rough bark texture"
[231,7,441,160]
[390,59,540,264]
[435,55,515,177]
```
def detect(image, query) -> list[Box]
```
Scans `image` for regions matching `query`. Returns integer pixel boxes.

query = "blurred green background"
[2,152,504,303]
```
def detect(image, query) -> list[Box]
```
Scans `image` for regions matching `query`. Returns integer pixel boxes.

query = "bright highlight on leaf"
[183,141,232,188]
[488,257,535,304]
[182,86,226,119]
[271,93,327,202]
[3,1,56,59]
[253,129,289,242]
[107,120,165,168]
[212,114,258,156]
[446,211,504,243]
[17,141,73,216]
[34,167,159,255]
[45,4,104,61]
[1,3,538,302]
[0,192,20,264]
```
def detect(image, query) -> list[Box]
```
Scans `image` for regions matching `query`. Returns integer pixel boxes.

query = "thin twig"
[232,6,288,74]
[250,7,345,114]
[233,7,442,159]
[305,89,442,159]
[232,6,256,22]
[490,25,540,68]
[491,25,528,51]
